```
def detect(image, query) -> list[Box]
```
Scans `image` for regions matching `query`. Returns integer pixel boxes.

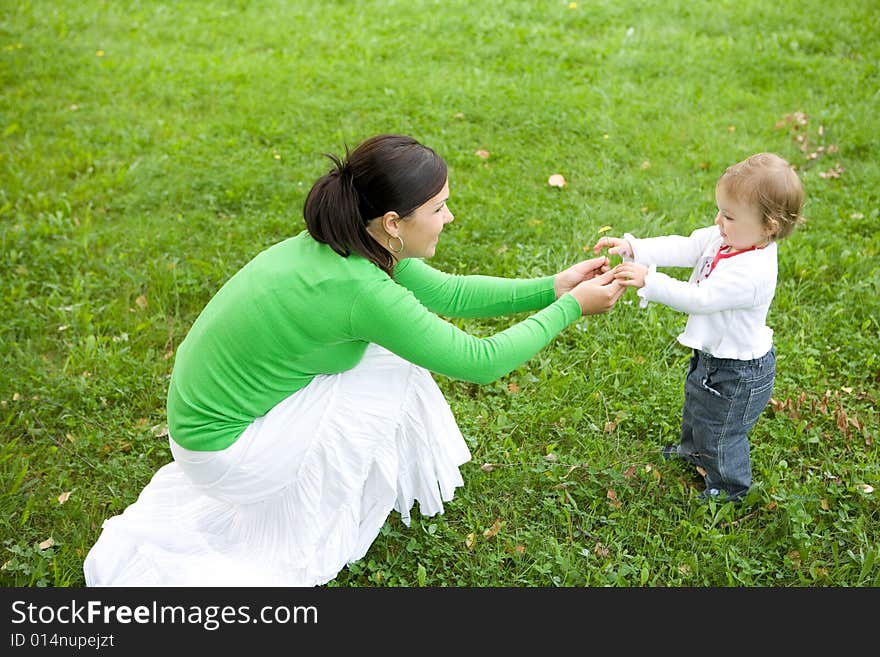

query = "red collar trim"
[707,245,758,276]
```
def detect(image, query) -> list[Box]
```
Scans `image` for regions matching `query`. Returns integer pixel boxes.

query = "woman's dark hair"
[303,134,448,276]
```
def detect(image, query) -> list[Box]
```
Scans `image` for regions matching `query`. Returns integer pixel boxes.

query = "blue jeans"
[671,347,776,501]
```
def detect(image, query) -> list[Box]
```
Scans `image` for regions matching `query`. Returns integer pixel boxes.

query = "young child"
[594,152,805,502]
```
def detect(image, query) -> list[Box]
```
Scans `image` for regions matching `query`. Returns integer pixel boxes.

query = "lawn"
[1,0,878,587]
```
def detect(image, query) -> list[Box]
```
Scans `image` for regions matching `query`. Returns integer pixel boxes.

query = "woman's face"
[397,179,453,259]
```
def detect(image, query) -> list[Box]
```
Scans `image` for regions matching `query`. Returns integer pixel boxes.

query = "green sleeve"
[393,258,556,318]
[349,277,582,384]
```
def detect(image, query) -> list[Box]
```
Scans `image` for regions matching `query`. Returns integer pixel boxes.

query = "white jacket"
[624,225,776,360]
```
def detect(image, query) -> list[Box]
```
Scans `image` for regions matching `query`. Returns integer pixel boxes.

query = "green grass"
[1,0,878,587]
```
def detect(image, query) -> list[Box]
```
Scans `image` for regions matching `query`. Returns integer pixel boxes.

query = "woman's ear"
[381,211,401,236]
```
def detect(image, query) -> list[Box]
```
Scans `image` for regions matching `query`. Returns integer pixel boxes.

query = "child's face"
[714,183,770,251]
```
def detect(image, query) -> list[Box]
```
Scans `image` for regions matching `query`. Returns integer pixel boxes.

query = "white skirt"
[83,344,471,587]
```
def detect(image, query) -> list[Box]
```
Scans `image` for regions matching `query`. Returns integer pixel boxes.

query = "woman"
[84,134,624,586]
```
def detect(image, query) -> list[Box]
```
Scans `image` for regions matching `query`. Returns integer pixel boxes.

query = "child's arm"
[596,227,716,268]
[614,259,767,315]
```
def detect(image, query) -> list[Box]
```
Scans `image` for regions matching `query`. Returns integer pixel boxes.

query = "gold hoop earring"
[387,235,404,254]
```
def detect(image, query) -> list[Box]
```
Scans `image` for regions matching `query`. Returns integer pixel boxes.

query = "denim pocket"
[742,376,775,427]
[701,366,738,401]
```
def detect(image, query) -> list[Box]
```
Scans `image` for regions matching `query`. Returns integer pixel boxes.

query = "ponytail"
[304,153,395,276]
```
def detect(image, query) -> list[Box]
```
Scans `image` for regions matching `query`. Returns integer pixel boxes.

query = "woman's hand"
[593,236,633,259]
[554,256,611,299]
[613,262,649,288]
[568,269,626,315]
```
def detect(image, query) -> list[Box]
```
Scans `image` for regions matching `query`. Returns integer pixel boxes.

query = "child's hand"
[613,262,648,288]
[593,236,634,259]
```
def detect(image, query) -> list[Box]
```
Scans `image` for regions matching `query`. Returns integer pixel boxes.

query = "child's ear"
[765,217,780,240]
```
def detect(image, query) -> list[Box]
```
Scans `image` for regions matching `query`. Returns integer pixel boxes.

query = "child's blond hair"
[718,152,805,241]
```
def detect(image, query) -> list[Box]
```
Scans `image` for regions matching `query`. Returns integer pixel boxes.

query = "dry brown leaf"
[606,488,617,501]
[548,174,566,188]
[151,424,169,438]
[474,149,490,160]
[623,465,636,478]
[480,463,496,473]
[593,543,609,558]
[465,532,475,549]
[483,518,502,538]
[836,406,848,432]
[820,498,830,511]
[696,465,708,477]
[39,537,55,551]
[603,420,616,433]
[507,382,520,393]
[514,544,525,555]
[135,294,148,309]
[856,484,874,494]
[640,160,650,170]
[819,163,844,179]
[58,491,71,504]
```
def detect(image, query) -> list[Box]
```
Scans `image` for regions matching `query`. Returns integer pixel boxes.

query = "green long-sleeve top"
[167,231,582,451]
